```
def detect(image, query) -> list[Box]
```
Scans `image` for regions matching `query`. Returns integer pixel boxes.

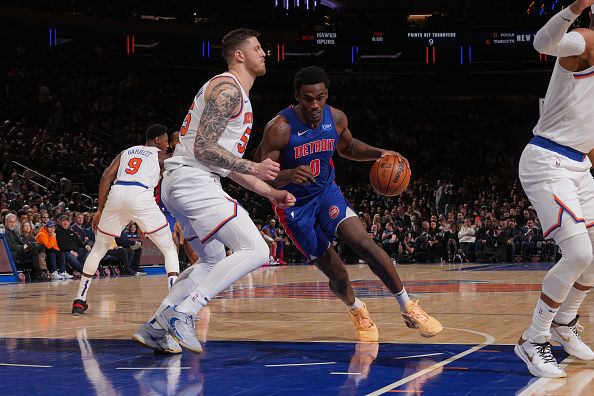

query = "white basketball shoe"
[551,316,594,361]
[514,333,566,378]
[132,321,182,354]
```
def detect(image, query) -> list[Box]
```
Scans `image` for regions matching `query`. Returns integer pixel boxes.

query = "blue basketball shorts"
[158,201,177,233]
[275,183,356,260]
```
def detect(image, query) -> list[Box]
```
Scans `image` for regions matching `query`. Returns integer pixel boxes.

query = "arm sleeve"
[533,7,585,56]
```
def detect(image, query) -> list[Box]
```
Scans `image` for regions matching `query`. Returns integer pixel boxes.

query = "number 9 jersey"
[165,72,254,177]
[115,145,161,189]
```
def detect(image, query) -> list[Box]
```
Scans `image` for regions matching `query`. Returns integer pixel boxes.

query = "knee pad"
[542,232,593,302]
[576,229,594,287]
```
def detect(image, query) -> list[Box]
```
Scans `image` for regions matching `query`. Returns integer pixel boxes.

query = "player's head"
[145,124,169,151]
[294,66,330,125]
[221,28,266,76]
[170,131,181,150]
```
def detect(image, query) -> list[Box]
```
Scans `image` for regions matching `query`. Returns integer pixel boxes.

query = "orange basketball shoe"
[348,303,379,342]
[401,300,443,338]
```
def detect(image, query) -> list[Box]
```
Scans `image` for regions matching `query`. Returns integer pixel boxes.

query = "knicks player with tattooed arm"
[254,66,442,342]
[133,28,295,354]
[515,1,594,378]
[71,124,180,322]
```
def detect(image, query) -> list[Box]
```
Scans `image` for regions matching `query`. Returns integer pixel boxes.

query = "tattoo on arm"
[345,139,365,156]
[194,80,253,173]
[332,108,344,125]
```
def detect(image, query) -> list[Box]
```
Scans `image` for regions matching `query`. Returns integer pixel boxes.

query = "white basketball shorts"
[161,166,242,245]
[97,184,169,237]
[519,143,594,243]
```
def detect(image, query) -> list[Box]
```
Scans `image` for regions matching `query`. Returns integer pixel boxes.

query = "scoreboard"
[473,30,537,46]
[301,31,338,46]
[406,31,460,47]
[293,27,543,64]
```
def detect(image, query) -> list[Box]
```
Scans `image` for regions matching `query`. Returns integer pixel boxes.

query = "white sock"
[394,287,411,311]
[75,276,92,301]
[176,289,207,316]
[554,287,590,325]
[349,297,364,310]
[526,298,559,342]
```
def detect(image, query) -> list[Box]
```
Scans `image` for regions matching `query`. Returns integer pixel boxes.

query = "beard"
[247,58,266,77]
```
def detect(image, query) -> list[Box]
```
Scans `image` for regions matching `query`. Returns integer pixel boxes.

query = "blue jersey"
[278,105,338,202]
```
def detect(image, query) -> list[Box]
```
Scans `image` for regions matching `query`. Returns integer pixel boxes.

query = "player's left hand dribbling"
[268,190,296,209]
[381,150,409,167]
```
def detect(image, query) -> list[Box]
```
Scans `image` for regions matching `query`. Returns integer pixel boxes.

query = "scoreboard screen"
[301,31,338,46]
[473,30,537,46]
[405,31,461,47]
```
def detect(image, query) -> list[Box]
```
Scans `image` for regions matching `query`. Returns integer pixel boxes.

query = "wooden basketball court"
[1,262,593,395]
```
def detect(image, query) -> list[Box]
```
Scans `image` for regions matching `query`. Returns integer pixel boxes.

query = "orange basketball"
[369,154,411,196]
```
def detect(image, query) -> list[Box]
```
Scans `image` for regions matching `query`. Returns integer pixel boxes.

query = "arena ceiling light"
[140,15,176,21]
[407,14,432,24]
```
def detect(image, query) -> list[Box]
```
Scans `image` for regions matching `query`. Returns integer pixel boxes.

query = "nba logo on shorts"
[329,205,340,219]
[554,158,561,168]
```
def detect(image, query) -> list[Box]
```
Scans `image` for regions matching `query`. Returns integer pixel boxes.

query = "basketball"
[369,154,411,196]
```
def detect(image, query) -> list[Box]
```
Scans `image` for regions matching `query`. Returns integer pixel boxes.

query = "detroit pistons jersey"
[114,145,161,189]
[278,105,338,201]
[534,60,594,153]
[165,72,253,177]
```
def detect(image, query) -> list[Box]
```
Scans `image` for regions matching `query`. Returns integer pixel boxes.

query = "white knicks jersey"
[534,60,594,153]
[166,72,253,177]
[114,145,161,189]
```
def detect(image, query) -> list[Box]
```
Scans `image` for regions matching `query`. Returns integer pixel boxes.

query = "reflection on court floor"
[218,279,543,299]
[0,336,577,395]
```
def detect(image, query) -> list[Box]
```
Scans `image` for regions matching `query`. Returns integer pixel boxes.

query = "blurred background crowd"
[1,0,567,280]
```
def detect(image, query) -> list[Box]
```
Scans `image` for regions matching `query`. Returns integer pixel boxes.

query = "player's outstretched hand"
[252,158,280,181]
[91,211,102,233]
[291,165,315,185]
[268,189,296,209]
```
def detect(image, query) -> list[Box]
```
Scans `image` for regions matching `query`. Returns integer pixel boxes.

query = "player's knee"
[568,245,593,272]
[560,233,593,271]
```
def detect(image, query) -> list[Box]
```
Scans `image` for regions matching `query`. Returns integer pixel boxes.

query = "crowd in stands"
[0,176,146,281]
[0,38,555,277]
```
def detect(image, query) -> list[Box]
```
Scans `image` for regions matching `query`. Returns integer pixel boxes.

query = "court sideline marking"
[116,367,191,370]
[265,362,336,367]
[0,363,53,368]
[365,327,495,396]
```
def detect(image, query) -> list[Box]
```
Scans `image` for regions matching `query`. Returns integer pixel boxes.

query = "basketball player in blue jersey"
[255,66,442,341]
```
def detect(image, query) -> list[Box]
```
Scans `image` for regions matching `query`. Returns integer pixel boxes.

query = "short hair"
[145,124,168,142]
[294,66,330,92]
[4,213,16,223]
[221,28,261,63]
